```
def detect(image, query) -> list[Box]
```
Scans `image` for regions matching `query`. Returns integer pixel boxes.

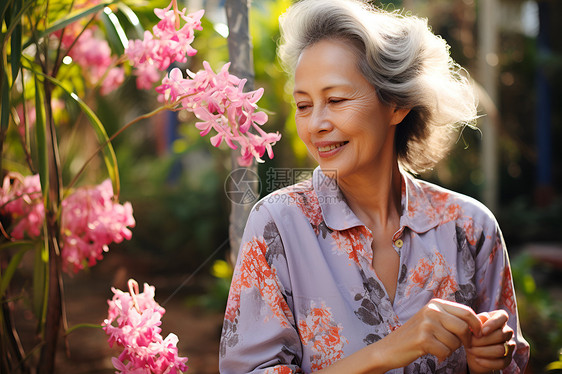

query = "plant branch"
[66,105,170,191]
[52,0,78,78]
[52,14,97,79]
[1,293,28,373]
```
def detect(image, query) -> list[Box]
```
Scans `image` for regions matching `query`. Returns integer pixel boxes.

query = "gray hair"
[278,0,478,173]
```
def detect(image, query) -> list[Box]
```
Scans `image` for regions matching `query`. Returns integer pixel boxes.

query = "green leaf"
[65,323,103,335]
[21,0,114,51]
[24,62,120,195]
[1,0,34,60]
[34,76,49,200]
[0,240,35,251]
[1,0,15,26]
[0,244,33,298]
[546,361,562,371]
[68,91,120,195]
[1,73,9,133]
[116,3,144,38]
[32,239,48,325]
[9,0,22,83]
[100,7,127,56]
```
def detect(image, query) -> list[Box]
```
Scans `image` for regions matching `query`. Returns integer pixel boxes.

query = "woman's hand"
[370,299,483,370]
[466,310,515,374]
[316,299,484,374]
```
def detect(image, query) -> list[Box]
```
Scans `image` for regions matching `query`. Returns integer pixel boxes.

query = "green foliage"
[512,253,562,372]
[187,259,232,312]
[0,0,173,371]
[499,197,562,244]
[252,0,312,169]
[547,351,562,374]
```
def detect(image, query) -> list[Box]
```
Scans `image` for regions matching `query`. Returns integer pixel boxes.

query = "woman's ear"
[390,106,411,126]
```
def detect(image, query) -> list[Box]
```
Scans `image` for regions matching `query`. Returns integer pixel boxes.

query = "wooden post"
[225,0,258,263]
[478,0,499,213]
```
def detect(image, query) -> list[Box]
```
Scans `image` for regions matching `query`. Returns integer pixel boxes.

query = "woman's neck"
[337,159,402,231]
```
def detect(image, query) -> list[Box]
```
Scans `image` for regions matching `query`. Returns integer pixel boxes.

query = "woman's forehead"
[293,39,366,93]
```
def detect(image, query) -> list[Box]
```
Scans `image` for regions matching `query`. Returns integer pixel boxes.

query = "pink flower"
[155,68,193,103]
[155,61,281,166]
[0,174,44,239]
[0,176,134,274]
[125,1,204,89]
[133,62,162,90]
[69,29,113,79]
[58,27,124,95]
[60,180,135,274]
[101,67,125,95]
[102,280,188,374]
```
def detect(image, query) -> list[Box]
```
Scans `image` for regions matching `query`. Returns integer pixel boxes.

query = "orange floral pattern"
[224,237,293,327]
[264,366,297,374]
[330,226,371,265]
[499,265,516,315]
[298,302,348,371]
[405,249,459,300]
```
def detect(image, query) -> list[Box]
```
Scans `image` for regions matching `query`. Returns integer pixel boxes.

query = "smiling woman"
[293,39,408,182]
[218,1,530,373]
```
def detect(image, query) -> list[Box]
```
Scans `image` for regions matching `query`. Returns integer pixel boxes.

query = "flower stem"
[65,323,103,336]
[128,279,141,314]
[172,0,181,30]
[66,106,171,193]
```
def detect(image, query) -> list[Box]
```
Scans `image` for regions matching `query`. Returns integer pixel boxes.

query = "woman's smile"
[316,141,349,156]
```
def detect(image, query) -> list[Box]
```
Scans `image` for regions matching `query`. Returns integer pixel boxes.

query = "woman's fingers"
[425,317,464,360]
[436,308,472,349]
[414,299,482,354]
[481,309,509,335]
[467,339,516,359]
[467,340,516,372]
[477,311,490,324]
[472,320,514,347]
[430,299,483,340]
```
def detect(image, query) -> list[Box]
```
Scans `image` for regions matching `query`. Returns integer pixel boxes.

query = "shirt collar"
[313,166,440,233]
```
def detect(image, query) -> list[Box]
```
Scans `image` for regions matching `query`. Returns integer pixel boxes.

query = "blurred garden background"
[1,0,561,373]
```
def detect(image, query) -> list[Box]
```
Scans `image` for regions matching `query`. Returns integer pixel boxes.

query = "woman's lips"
[316,141,348,157]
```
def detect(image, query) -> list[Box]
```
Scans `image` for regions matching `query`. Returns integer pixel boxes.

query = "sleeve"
[219,202,303,374]
[473,219,530,373]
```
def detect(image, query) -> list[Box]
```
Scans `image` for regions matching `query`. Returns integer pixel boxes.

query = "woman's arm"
[219,204,302,374]
[471,221,530,374]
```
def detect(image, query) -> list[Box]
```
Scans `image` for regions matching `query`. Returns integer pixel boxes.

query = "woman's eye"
[329,98,345,104]
[296,103,310,110]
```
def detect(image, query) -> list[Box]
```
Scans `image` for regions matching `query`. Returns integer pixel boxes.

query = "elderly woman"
[219,0,529,373]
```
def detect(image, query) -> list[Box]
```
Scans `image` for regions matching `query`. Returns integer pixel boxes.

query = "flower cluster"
[156,62,281,166]
[52,1,124,95]
[0,174,44,239]
[0,174,135,274]
[125,1,204,89]
[67,28,125,95]
[60,179,135,274]
[102,280,188,374]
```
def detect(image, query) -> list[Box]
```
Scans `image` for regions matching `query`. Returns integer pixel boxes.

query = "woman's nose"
[309,106,333,133]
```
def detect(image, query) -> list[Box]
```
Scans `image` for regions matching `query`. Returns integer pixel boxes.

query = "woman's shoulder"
[411,176,498,228]
[253,178,318,213]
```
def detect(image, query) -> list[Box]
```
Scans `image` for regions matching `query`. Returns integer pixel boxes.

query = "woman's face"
[293,39,406,180]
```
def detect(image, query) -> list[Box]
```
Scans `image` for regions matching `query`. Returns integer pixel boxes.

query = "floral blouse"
[219,167,529,374]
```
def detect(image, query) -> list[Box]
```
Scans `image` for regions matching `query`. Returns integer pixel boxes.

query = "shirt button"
[394,239,404,248]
